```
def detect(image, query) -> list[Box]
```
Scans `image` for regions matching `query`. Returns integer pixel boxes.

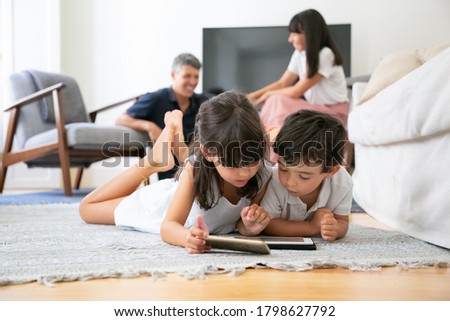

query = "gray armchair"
[0,70,149,196]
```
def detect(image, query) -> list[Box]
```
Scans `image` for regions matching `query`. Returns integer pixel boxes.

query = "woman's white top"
[287,47,349,105]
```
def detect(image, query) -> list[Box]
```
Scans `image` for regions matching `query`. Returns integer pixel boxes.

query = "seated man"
[116,53,211,180]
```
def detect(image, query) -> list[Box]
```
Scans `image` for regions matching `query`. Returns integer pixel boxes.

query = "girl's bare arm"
[259,72,323,103]
[248,70,298,103]
[160,164,210,253]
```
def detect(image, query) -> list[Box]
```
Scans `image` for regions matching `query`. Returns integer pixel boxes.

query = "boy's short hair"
[273,110,347,172]
[172,53,202,72]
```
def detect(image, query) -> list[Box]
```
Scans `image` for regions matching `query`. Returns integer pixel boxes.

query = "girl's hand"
[185,215,211,254]
[255,90,275,105]
[255,93,268,106]
[240,204,271,236]
[247,92,258,104]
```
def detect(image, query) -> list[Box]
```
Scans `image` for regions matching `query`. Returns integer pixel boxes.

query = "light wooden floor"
[1,266,449,301]
[0,208,449,300]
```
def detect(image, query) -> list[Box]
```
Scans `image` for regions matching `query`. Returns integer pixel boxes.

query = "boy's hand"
[315,208,339,241]
[185,215,211,254]
[240,204,271,235]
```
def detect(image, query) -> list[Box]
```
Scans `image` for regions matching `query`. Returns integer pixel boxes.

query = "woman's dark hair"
[187,90,267,210]
[274,109,347,173]
[288,9,343,78]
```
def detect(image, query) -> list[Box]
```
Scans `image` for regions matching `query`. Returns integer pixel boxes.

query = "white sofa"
[348,48,450,249]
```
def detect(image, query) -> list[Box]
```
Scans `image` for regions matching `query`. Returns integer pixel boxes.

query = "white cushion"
[359,50,421,104]
[351,82,368,109]
[359,43,450,105]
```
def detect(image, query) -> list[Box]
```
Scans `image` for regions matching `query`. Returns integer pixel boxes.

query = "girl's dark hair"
[288,9,343,78]
[188,90,267,210]
[274,109,347,173]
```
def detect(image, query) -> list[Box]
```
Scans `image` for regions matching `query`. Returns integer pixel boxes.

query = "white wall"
[1,0,62,189]
[59,0,450,112]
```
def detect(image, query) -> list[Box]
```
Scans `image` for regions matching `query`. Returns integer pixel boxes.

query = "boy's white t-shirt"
[261,165,353,221]
[287,47,349,105]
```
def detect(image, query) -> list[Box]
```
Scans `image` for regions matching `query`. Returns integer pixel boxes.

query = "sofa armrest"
[351,82,368,110]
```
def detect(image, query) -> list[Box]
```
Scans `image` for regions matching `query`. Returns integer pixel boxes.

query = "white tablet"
[205,235,271,254]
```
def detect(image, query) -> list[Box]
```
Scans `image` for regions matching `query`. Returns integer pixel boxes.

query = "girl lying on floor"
[80,91,272,253]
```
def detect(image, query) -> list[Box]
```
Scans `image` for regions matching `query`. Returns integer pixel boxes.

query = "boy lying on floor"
[262,110,353,241]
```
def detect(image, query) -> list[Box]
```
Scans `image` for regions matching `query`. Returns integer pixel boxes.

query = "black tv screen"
[202,25,351,94]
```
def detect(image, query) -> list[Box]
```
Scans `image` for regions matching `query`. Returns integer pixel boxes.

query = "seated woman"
[248,9,349,127]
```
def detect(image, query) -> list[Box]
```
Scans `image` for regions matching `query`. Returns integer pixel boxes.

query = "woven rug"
[1,203,449,286]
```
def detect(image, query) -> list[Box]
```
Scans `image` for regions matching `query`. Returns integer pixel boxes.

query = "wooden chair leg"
[60,167,72,196]
[74,168,83,190]
[58,150,72,196]
[0,165,8,193]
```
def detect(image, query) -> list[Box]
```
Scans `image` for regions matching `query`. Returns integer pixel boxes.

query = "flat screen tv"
[202,25,351,94]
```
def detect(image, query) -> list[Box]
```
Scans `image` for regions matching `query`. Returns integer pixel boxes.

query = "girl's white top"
[114,163,272,234]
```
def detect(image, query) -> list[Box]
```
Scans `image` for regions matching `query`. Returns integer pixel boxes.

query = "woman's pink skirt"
[259,94,349,128]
